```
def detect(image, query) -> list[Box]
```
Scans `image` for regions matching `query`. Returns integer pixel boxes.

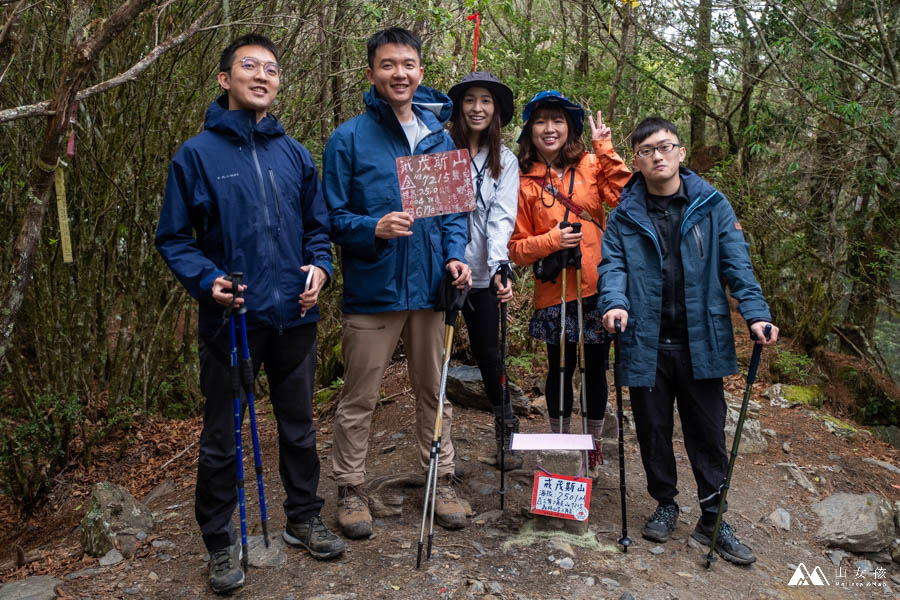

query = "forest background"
[0,0,896,517]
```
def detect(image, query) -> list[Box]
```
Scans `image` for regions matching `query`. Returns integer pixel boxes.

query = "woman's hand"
[588,111,611,142]
[558,223,582,249]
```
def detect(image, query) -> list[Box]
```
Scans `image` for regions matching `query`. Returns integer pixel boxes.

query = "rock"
[724,403,768,454]
[649,546,664,555]
[767,507,791,531]
[117,533,139,558]
[530,395,548,418]
[812,493,895,552]
[390,432,406,440]
[381,444,397,454]
[247,534,287,568]
[620,593,636,600]
[862,457,900,475]
[826,549,849,567]
[762,428,777,438]
[467,579,485,595]
[447,365,530,416]
[724,391,761,415]
[601,577,620,590]
[855,559,875,573]
[557,557,575,569]
[763,384,791,408]
[473,510,504,525]
[0,576,62,600]
[583,576,595,586]
[80,482,154,557]
[872,425,900,450]
[786,384,824,408]
[782,442,791,454]
[64,568,99,581]
[819,415,857,438]
[776,463,817,494]
[486,582,503,594]
[548,539,575,557]
[99,548,123,566]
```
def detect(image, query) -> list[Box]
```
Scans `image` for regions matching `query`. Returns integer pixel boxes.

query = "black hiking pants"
[196,323,323,552]
[462,287,514,419]
[629,345,728,519]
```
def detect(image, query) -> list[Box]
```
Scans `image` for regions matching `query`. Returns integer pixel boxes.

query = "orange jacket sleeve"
[591,138,631,211]
[508,184,562,267]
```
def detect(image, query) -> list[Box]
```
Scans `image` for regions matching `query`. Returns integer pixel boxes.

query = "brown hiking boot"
[434,474,467,530]
[337,484,372,539]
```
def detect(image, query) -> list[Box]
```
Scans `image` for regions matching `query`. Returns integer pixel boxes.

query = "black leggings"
[545,340,610,420]
[461,287,513,418]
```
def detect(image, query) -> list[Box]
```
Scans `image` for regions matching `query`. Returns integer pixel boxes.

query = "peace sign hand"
[588,111,611,141]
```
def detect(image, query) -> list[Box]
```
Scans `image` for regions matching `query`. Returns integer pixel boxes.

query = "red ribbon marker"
[467,12,480,72]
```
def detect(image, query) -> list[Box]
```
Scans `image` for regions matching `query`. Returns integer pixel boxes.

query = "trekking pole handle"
[570,223,582,266]
[751,323,773,343]
[227,272,247,315]
[500,262,509,287]
[614,319,622,335]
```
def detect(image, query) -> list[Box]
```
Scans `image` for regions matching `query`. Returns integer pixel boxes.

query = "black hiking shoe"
[642,504,679,542]
[283,514,346,560]
[691,519,756,565]
[208,542,244,594]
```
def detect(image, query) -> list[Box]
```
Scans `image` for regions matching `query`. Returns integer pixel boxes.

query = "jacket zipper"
[620,209,664,271]
[680,190,717,236]
[691,225,704,258]
[249,131,285,333]
[267,168,283,228]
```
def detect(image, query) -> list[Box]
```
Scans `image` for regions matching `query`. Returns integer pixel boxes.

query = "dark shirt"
[647,182,689,346]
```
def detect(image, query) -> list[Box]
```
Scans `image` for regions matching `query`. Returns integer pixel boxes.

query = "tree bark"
[689,0,712,153]
[607,2,634,123]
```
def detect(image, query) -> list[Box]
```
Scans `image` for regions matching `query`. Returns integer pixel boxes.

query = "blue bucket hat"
[518,90,585,143]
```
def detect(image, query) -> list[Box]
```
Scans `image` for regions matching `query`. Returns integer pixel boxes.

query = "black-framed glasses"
[635,143,682,158]
[230,56,281,78]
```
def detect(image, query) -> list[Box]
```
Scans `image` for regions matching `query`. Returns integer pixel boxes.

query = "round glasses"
[232,56,281,78]
[635,143,682,158]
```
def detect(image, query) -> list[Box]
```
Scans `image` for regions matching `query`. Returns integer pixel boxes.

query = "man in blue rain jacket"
[156,33,343,594]
[599,117,778,566]
[323,27,471,540]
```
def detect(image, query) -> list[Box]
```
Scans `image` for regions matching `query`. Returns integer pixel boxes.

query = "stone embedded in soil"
[0,575,61,600]
[862,457,900,475]
[79,481,154,557]
[826,549,850,566]
[767,507,791,531]
[649,546,665,555]
[99,548,124,566]
[557,557,575,569]
[812,492,895,552]
[776,462,817,494]
[247,534,286,568]
[446,365,530,415]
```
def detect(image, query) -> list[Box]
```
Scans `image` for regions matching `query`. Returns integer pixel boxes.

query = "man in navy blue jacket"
[599,117,778,566]
[323,28,471,540]
[156,34,343,594]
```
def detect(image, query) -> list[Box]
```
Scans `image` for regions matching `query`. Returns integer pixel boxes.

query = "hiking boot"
[336,484,373,539]
[691,518,756,565]
[642,504,679,543]
[283,514,346,560]
[434,474,467,530]
[494,414,524,471]
[208,542,244,594]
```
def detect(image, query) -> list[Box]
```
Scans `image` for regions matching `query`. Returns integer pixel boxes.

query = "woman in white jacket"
[447,72,521,469]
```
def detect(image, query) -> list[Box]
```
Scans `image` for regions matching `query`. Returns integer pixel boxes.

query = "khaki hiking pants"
[332,309,455,486]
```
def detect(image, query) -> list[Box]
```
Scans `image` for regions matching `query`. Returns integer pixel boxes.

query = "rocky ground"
[1,346,899,600]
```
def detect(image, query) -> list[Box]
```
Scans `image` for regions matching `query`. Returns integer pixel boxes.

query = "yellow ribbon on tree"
[54,166,73,263]
[610,0,641,35]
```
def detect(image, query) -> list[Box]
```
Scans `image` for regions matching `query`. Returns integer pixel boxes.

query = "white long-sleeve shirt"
[464,145,520,288]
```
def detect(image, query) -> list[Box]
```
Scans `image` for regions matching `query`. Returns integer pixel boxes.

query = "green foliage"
[772,348,815,384]
[0,394,82,514]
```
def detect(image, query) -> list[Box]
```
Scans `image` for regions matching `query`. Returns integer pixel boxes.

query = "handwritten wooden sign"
[531,471,592,521]
[396,149,475,219]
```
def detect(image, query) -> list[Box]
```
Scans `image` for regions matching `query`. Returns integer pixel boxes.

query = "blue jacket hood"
[203,94,286,144]
[363,84,453,133]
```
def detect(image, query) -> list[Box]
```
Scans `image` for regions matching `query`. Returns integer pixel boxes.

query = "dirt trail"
[1,361,898,599]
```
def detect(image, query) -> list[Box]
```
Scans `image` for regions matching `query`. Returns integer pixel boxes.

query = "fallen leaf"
[391,585,400,590]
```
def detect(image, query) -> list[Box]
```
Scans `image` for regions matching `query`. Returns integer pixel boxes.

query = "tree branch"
[0,5,216,124]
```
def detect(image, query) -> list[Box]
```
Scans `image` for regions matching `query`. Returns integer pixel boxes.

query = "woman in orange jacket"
[508,91,630,470]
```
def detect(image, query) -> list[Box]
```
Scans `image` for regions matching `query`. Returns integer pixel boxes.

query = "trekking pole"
[705,324,772,568]
[569,223,588,470]
[556,219,571,433]
[417,282,466,568]
[498,262,511,510]
[613,319,632,552]
[227,274,270,571]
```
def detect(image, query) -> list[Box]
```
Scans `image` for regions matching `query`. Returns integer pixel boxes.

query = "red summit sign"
[396,149,476,219]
